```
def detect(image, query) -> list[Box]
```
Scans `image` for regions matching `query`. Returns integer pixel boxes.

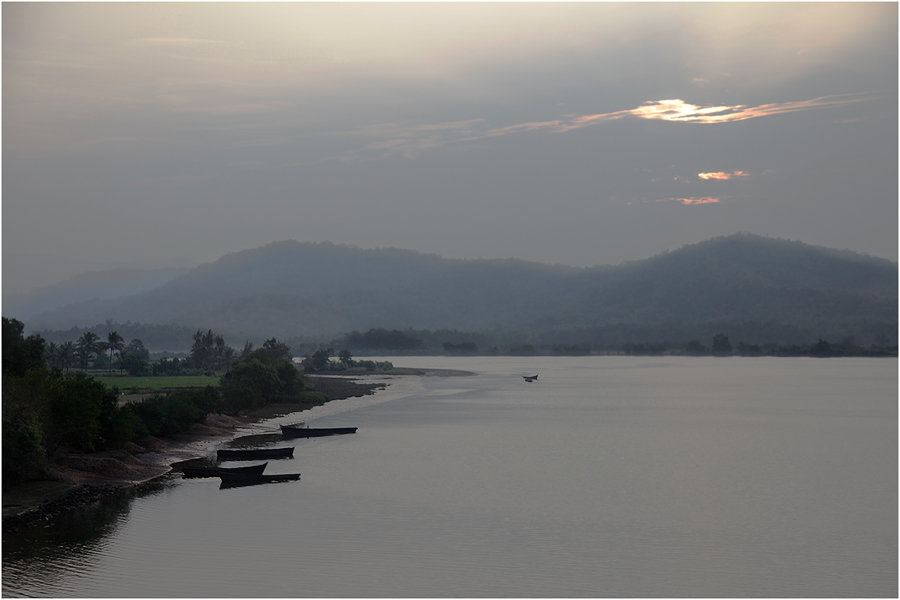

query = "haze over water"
[3,356,896,597]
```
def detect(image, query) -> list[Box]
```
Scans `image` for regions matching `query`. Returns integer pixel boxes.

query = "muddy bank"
[3,375,393,532]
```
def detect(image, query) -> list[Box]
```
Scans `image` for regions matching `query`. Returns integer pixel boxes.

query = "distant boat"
[217,447,295,461]
[219,473,301,489]
[523,374,539,382]
[181,462,268,479]
[280,425,358,438]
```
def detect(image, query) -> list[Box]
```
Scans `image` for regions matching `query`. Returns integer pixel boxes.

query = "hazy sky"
[3,2,897,296]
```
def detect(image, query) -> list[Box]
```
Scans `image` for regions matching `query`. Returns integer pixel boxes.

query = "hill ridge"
[17,234,897,348]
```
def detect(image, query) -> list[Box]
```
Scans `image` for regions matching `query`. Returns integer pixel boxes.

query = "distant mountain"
[21,235,898,349]
[4,267,189,321]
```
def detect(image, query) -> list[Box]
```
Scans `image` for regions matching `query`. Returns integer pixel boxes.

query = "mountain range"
[13,234,897,351]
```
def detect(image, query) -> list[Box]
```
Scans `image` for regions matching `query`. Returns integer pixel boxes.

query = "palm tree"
[46,342,59,369]
[59,341,75,375]
[76,331,101,371]
[106,331,125,374]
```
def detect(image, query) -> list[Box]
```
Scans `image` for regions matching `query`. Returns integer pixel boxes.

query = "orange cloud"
[349,94,873,160]
[622,95,869,124]
[682,197,720,205]
[660,196,722,205]
[698,170,749,180]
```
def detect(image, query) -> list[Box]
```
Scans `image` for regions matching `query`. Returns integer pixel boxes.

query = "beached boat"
[217,447,295,460]
[181,462,268,478]
[280,425,358,438]
[218,473,301,489]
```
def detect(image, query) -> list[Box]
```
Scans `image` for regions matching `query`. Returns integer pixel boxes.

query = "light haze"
[3,2,897,296]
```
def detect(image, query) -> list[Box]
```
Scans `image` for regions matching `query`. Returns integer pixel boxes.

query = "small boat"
[523,374,539,382]
[181,462,268,479]
[219,473,301,489]
[280,425,358,438]
[217,447,295,461]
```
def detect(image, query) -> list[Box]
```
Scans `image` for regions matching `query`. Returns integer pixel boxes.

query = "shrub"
[2,405,46,483]
[129,392,206,437]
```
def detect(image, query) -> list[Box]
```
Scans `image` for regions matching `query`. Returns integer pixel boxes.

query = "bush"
[46,373,111,452]
[219,348,306,412]
[2,405,46,483]
[129,392,206,437]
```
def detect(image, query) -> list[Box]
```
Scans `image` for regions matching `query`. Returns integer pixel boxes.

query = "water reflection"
[2,479,171,596]
[2,359,896,597]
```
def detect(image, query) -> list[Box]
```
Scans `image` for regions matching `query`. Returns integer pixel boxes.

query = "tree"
[190,329,236,372]
[58,342,75,375]
[219,349,305,413]
[685,340,707,355]
[338,349,353,367]
[712,333,733,356]
[301,348,333,372]
[44,372,116,452]
[810,339,834,357]
[106,331,125,374]
[75,331,101,371]
[3,400,46,483]
[261,338,293,361]
[46,342,59,369]
[120,339,150,376]
[3,317,46,377]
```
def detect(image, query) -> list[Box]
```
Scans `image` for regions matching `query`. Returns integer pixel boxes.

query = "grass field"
[95,375,220,390]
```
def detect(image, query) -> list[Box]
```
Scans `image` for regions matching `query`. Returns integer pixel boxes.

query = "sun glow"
[661,197,722,206]
[353,94,873,160]
[698,171,749,180]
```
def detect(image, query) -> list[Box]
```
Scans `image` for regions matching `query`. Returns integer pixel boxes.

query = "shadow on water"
[2,479,172,593]
[225,432,283,447]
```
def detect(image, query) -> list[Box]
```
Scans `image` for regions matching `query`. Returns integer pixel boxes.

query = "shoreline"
[2,368,471,532]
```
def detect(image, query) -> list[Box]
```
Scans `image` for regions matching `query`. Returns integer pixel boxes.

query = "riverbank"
[2,368,473,532]
[1,374,394,531]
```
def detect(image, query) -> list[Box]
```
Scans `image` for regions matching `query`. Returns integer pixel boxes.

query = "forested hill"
[22,234,898,349]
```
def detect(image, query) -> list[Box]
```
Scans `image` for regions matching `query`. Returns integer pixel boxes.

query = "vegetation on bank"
[2,318,328,486]
[5,308,894,488]
[93,375,221,391]
[299,347,395,373]
[301,327,896,358]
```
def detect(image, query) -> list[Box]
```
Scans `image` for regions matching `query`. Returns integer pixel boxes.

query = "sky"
[3,2,897,297]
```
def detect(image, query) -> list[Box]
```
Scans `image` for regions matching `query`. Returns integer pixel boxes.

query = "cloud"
[659,197,723,206]
[580,95,871,126]
[571,95,871,129]
[698,171,750,181]
[346,94,872,161]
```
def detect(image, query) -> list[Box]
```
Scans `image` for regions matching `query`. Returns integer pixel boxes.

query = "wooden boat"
[523,374,539,382]
[217,447,294,460]
[280,425,358,438]
[219,473,301,489]
[181,462,268,478]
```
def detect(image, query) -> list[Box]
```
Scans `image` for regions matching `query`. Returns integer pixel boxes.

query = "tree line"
[290,327,896,358]
[2,318,326,485]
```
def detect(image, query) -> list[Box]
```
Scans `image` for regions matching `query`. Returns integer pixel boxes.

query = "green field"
[95,375,220,390]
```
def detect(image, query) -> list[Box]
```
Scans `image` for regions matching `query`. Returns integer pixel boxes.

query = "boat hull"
[182,462,268,478]
[280,425,358,438]
[217,447,294,460]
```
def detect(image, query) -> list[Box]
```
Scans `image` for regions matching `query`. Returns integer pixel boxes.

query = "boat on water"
[219,473,301,489]
[280,425,358,438]
[181,462,268,479]
[217,447,295,460]
[523,374,539,382]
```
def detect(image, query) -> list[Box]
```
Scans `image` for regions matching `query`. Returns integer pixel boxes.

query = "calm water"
[3,356,896,597]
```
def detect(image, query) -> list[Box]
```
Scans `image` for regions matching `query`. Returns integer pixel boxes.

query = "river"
[3,356,896,597]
